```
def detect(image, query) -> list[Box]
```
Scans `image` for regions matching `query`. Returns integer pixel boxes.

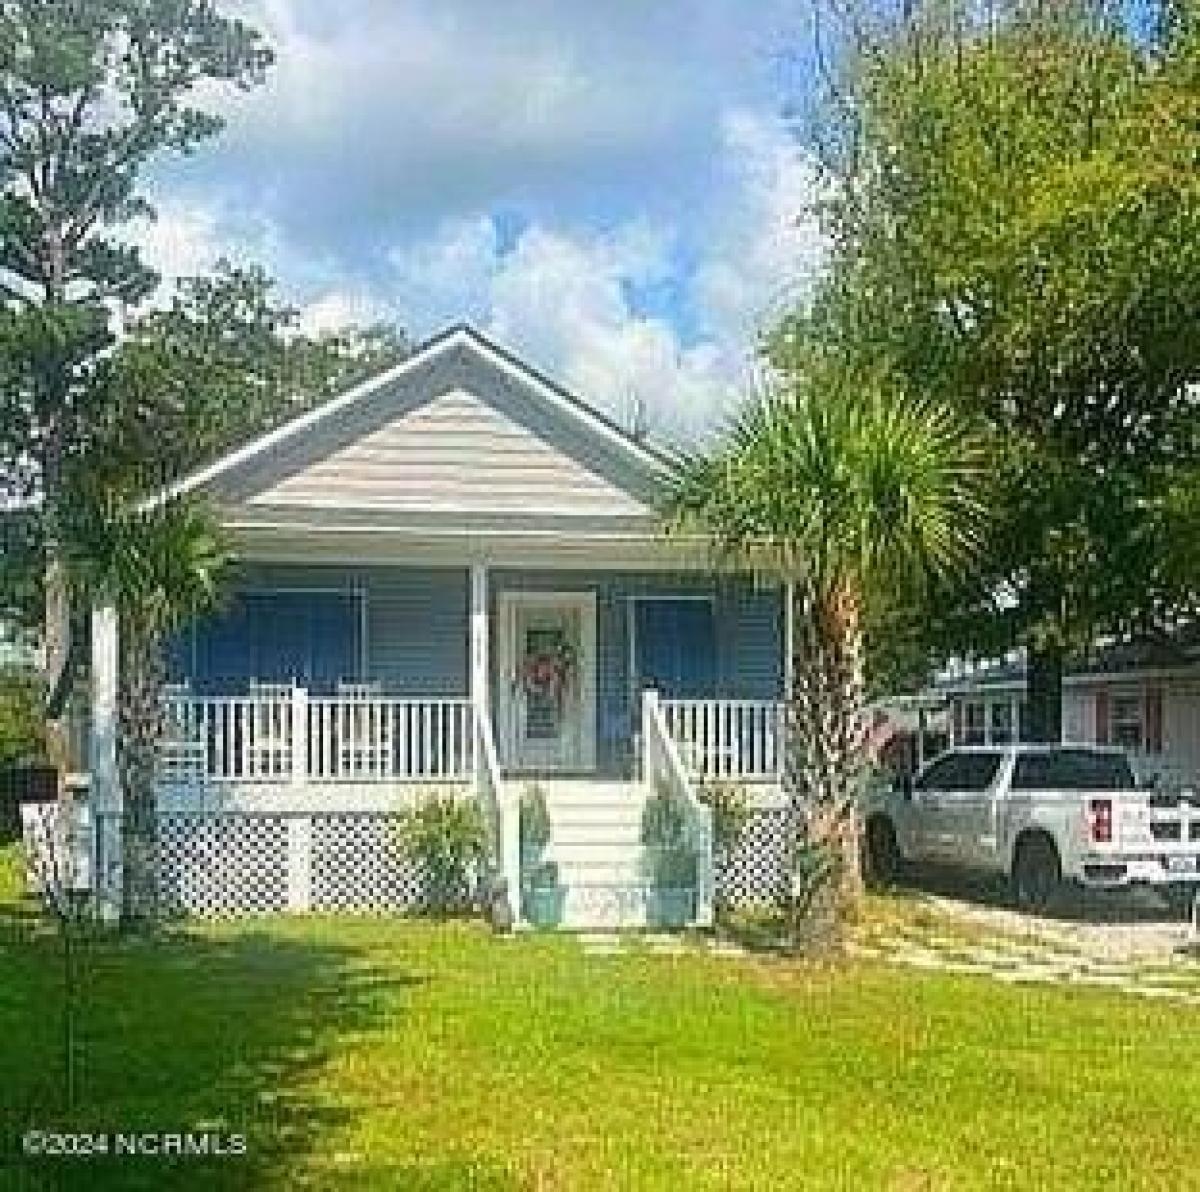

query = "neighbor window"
[1109,694,1144,752]
[988,701,1014,745]
[962,701,986,745]
[1095,686,1163,755]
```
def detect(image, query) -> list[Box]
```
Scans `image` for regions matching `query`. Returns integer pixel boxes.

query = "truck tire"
[864,816,902,886]
[1011,834,1061,913]
[1163,885,1198,921]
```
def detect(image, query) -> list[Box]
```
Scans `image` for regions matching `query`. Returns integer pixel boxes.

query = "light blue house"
[86,326,792,928]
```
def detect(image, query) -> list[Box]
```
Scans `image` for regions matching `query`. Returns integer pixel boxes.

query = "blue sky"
[135,0,825,442]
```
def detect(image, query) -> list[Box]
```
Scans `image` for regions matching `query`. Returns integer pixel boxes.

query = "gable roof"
[164,324,675,515]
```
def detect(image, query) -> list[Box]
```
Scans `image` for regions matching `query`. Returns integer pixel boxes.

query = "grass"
[2,855,1200,1189]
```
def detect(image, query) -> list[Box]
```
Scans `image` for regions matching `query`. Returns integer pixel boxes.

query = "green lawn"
[2,875,1200,1188]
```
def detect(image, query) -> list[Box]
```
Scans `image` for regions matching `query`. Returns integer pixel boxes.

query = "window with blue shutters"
[175,589,358,692]
[632,598,717,699]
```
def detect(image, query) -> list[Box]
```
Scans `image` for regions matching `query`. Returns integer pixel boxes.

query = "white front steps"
[520,779,697,931]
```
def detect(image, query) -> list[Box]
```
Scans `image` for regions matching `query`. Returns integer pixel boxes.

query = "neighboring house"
[933,632,1200,789]
[84,326,793,929]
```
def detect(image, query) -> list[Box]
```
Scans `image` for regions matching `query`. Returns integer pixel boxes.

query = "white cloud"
[691,110,826,350]
[382,109,824,443]
[296,289,392,337]
[132,3,828,444]
[126,199,230,287]
[203,0,753,250]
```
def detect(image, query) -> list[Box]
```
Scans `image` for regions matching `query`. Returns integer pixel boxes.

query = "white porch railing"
[159,689,475,785]
[660,698,785,782]
[642,690,714,927]
[307,696,473,781]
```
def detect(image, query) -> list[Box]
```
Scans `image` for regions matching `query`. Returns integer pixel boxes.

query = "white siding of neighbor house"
[1062,689,1089,742]
[952,677,1200,786]
[1162,681,1200,783]
[249,387,653,517]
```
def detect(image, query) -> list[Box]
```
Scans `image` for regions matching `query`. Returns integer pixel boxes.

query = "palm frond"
[63,484,228,635]
[666,358,993,604]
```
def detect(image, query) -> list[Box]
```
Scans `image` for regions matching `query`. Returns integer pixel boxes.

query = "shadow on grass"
[0,900,419,1191]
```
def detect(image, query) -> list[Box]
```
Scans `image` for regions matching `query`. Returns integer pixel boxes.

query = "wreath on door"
[520,635,577,704]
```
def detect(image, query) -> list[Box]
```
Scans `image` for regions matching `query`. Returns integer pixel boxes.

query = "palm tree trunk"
[783,581,867,938]
[119,620,165,923]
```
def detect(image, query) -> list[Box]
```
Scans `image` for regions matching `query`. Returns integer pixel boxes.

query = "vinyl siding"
[250,388,652,517]
[363,567,467,694]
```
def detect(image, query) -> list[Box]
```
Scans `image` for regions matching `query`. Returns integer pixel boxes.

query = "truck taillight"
[1089,799,1113,844]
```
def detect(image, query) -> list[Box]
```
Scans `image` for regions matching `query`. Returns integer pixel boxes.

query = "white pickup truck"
[864,744,1200,913]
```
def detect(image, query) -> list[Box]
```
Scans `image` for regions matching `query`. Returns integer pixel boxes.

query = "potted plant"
[522,859,565,928]
[640,782,698,928]
[519,783,551,865]
[519,784,563,926]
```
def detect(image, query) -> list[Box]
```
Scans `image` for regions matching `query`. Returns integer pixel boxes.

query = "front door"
[498,592,597,772]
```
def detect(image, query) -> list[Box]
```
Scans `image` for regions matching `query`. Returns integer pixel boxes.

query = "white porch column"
[90,602,121,921]
[470,563,489,720]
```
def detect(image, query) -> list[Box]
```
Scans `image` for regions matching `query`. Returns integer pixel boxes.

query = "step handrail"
[641,689,714,927]
[473,702,520,925]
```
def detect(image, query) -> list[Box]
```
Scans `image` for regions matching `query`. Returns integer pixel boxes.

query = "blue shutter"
[634,600,716,699]
[181,590,356,692]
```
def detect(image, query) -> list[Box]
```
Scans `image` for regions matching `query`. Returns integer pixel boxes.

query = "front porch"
[86,563,790,928]
[151,561,787,806]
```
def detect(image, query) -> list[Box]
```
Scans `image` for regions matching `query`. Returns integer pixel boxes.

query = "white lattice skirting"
[89,812,443,918]
[716,807,797,909]
[92,808,793,919]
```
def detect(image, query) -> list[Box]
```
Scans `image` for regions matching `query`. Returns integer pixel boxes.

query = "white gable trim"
[467,331,672,472]
[149,325,670,510]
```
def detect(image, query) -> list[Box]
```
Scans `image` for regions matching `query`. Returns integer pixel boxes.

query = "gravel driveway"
[875,872,1199,967]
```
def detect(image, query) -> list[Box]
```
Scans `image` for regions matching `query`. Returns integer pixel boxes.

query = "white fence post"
[291,686,308,790]
[287,815,312,912]
[90,602,121,921]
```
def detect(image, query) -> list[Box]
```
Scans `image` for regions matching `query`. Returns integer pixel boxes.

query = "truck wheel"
[864,817,902,886]
[1163,885,1198,921]
[1011,835,1061,913]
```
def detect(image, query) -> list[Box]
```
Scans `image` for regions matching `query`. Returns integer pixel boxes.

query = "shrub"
[697,779,751,858]
[396,790,487,913]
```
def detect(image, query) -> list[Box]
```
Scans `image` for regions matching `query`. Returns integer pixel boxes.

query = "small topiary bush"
[640,780,698,890]
[519,783,551,860]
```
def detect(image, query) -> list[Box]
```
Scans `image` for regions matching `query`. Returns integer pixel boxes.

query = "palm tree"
[670,355,990,935]
[67,482,227,921]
